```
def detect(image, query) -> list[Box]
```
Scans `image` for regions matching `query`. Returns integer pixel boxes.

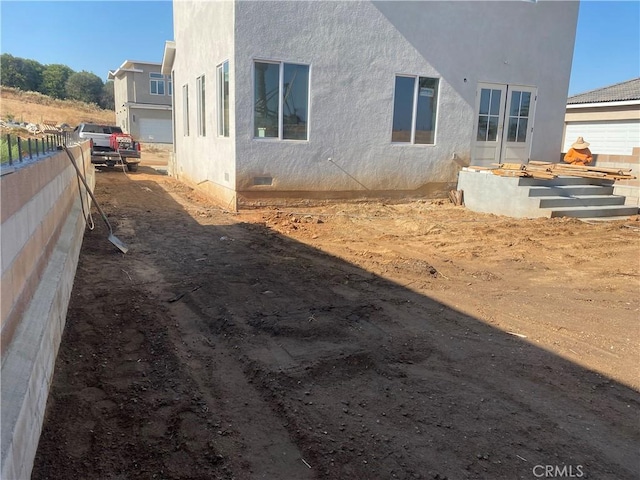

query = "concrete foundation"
[456,169,549,218]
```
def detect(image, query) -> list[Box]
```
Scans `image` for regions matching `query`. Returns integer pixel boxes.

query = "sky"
[0,1,639,97]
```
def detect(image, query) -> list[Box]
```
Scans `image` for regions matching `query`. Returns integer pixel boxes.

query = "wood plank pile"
[466,161,637,181]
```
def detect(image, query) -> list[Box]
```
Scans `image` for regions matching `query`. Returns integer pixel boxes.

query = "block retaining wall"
[1,142,94,480]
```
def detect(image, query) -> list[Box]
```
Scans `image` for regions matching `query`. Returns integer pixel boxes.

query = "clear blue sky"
[1,1,638,96]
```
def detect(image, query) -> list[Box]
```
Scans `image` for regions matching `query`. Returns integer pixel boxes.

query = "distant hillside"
[0,86,115,127]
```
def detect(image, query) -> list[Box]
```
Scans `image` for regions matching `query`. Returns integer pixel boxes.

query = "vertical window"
[196,75,206,136]
[254,61,309,140]
[217,61,229,137]
[150,72,165,95]
[477,88,502,142]
[506,91,531,143]
[168,78,173,96]
[392,75,439,144]
[183,84,189,136]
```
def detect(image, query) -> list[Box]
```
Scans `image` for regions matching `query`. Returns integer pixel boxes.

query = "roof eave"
[567,99,640,109]
[161,41,176,76]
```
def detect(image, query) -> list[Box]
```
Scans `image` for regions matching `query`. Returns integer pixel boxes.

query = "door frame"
[471,82,537,165]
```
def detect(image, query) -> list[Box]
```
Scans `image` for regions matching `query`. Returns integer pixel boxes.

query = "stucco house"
[161,1,579,209]
[108,60,173,144]
[563,77,640,156]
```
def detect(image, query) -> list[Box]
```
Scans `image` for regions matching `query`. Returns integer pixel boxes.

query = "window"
[254,61,309,140]
[168,79,173,96]
[476,88,502,142]
[183,84,189,136]
[196,75,206,136]
[392,75,439,144]
[506,91,531,143]
[217,61,229,137]
[150,72,165,95]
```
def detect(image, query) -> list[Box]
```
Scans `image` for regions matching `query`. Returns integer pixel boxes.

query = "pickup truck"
[75,123,141,172]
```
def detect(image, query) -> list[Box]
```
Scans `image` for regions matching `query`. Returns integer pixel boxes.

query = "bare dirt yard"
[33,151,639,480]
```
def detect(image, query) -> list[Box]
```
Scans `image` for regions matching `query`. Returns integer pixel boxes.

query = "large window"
[182,84,189,136]
[217,61,229,137]
[392,75,439,144]
[150,72,165,95]
[196,75,206,136]
[254,61,309,140]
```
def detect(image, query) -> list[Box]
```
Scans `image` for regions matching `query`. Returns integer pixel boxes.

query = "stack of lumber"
[466,161,636,181]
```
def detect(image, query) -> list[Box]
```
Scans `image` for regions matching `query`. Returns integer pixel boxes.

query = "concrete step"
[549,205,639,218]
[519,176,613,187]
[528,184,614,197]
[538,195,626,208]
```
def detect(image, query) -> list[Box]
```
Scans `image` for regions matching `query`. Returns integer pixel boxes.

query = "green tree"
[0,54,43,91]
[23,59,44,91]
[65,70,104,104]
[41,64,74,99]
[100,80,115,110]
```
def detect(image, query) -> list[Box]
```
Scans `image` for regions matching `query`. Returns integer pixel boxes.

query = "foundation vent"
[253,176,273,186]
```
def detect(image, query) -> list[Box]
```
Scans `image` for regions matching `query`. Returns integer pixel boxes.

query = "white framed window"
[150,72,165,95]
[168,78,172,96]
[254,60,309,140]
[196,75,206,136]
[182,84,189,136]
[392,75,439,144]
[217,61,229,137]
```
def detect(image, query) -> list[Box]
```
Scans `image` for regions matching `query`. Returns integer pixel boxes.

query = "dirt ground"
[32,151,639,480]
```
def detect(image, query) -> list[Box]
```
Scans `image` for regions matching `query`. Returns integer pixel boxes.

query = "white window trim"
[390,73,440,146]
[182,84,189,137]
[150,73,166,96]
[196,74,206,137]
[252,58,311,142]
[217,60,230,138]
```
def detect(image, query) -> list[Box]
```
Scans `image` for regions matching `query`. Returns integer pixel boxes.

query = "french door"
[471,83,537,166]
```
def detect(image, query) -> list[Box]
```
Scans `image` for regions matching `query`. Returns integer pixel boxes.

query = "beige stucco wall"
[565,105,640,123]
[171,0,578,208]
[172,0,237,207]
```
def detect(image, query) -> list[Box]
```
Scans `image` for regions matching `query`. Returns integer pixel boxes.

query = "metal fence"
[1,132,77,166]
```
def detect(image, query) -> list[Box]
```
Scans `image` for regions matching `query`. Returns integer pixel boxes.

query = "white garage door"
[564,120,640,155]
[138,118,173,143]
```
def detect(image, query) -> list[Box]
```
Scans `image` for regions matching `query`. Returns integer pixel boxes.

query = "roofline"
[108,68,144,80]
[567,100,640,109]
[161,41,176,76]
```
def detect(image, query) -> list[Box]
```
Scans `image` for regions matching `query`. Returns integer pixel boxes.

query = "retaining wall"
[1,142,93,480]
[592,147,640,207]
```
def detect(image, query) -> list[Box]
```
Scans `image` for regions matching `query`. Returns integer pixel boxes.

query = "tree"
[100,80,115,110]
[23,59,44,91]
[41,64,74,99]
[65,71,104,104]
[0,54,43,91]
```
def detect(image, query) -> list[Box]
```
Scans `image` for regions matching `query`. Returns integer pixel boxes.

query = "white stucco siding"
[172,1,236,200]
[232,1,578,193]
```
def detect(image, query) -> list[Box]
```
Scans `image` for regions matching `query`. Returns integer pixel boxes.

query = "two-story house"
[162,1,579,209]
[108,60,173,144]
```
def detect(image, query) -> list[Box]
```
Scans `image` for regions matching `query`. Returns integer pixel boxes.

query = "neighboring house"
[108,60,173,144]
[162,1,578,209]
[563,78,640,155]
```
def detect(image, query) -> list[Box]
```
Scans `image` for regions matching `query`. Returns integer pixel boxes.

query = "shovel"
[61,145,129,254]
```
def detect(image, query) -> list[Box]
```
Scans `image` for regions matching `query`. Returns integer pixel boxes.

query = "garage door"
[564,120,640,155]
[138,118,173,143]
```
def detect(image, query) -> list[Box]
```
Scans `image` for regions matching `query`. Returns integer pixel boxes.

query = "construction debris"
[448,189,464,206]
[466,161,636,181]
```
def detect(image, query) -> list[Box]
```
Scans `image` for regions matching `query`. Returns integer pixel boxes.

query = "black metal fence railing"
[1,131,78,167]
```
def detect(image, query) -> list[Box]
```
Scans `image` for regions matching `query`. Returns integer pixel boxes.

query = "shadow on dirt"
[32,170,640,480]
